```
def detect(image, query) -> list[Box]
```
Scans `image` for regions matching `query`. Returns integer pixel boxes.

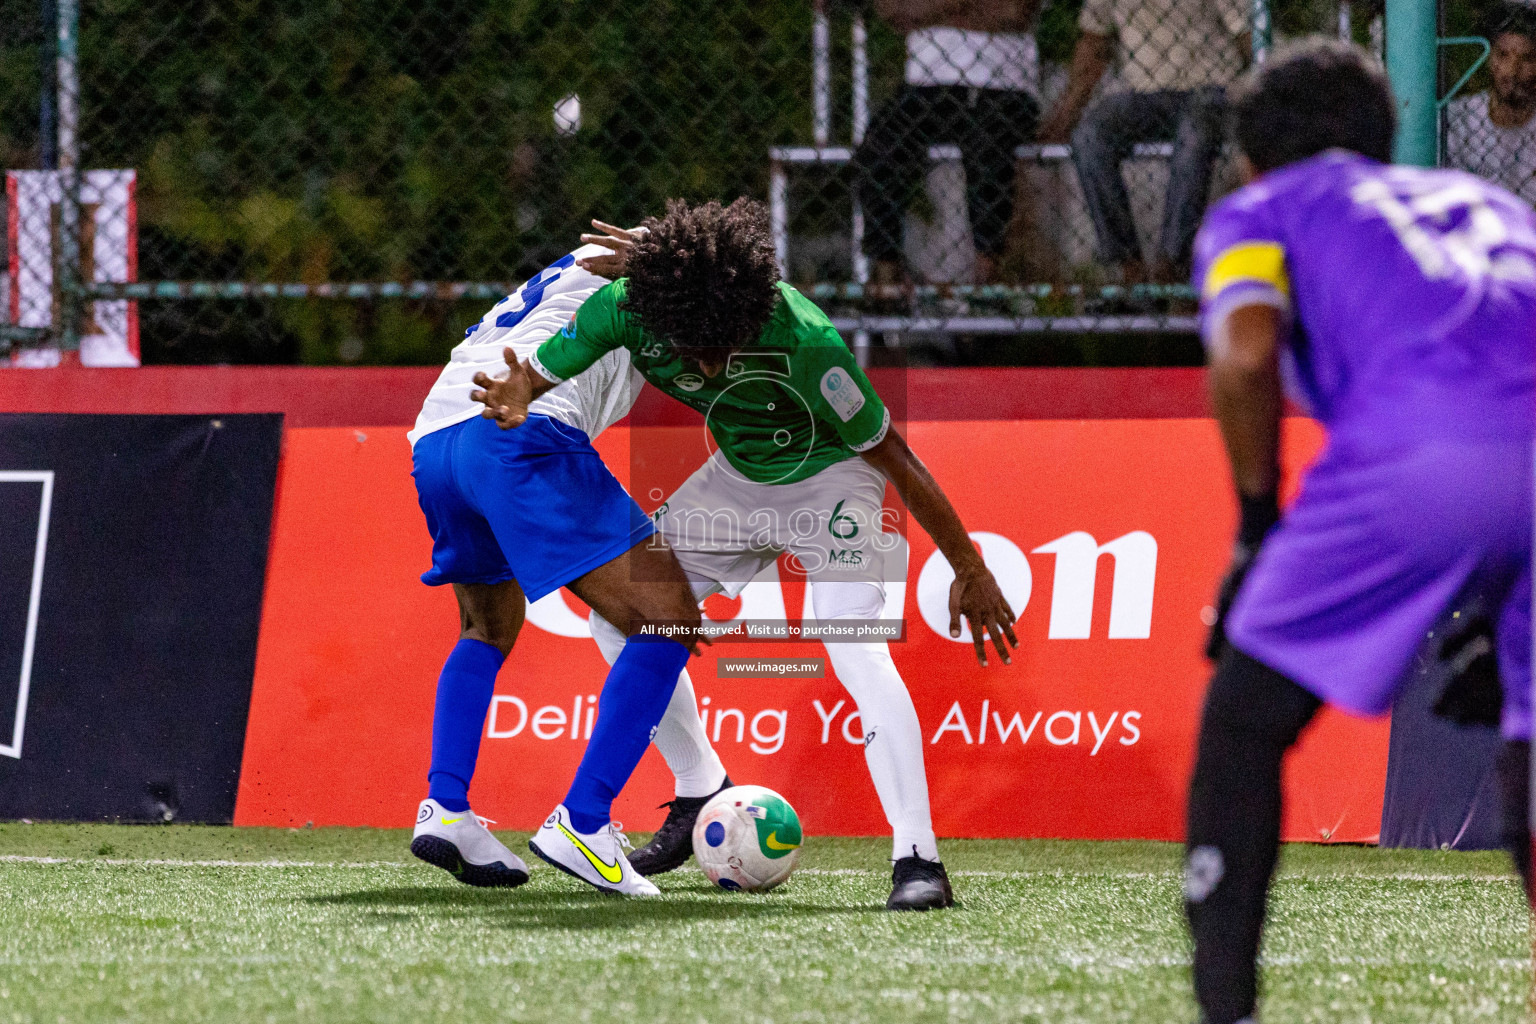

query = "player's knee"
[1202,646,1320,750]
[623,585,701,638]
[476,608,524,657]
[461,623,518,659]
[811,581,885,622]
[456,594,523,658]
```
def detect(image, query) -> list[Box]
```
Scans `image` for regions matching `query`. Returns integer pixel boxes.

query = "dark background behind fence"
[0,0,1524,367]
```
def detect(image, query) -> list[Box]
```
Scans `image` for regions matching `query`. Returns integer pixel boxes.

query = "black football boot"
[627,776,733,877]
[887,848,955,910]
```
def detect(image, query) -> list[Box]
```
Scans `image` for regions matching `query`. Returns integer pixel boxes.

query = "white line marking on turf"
[0,855,1517,884]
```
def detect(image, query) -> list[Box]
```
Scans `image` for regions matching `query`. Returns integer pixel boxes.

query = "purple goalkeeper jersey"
[1195,150,1536,737]
[1194,150,1536,449]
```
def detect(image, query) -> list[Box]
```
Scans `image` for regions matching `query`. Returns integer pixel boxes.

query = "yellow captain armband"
[1202,242,1289,300]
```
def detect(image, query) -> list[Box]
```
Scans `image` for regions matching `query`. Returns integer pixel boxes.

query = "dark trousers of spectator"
[1071,86,1226,270]
[854,85,1040,265]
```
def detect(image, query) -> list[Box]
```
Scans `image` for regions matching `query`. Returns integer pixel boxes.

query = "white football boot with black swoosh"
[411,798,530,888]
[528,804,660,895]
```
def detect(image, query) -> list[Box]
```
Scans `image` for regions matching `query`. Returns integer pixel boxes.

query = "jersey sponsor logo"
[559,314,577,340]
[674,373,705,392]
[820,368,865,422]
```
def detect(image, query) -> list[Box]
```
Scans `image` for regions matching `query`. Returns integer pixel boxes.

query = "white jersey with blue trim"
[407,244,643,447]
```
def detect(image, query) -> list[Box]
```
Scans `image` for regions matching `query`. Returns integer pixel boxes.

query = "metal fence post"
[850,15,869,289]
[812,6,830,147]
[55,0,82,351]
[1387,0,1437,166]
[850,14,871,365]
[1252,0,1272,62]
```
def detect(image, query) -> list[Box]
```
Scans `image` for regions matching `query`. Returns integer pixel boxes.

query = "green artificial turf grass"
[0,825,1526,1023]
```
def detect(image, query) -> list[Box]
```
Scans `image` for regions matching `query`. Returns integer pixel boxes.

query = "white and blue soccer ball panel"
[691,784,803,893]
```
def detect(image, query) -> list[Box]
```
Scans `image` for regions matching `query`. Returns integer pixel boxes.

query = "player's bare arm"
[858,428,1018,667]
[1208,303,1282,502]
[470,347,558,429]
[1038,30,1112,142]
[1204,301,1284,658]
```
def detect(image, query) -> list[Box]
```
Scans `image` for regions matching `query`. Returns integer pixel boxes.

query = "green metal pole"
[1251,0,1271,62]
[1386,0,1437,165]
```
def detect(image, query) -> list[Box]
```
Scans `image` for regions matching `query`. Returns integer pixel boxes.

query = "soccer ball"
[692,785,803,892]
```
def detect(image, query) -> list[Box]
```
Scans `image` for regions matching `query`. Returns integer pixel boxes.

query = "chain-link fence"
[0,0,1520,367]
[1440,4,1536,207]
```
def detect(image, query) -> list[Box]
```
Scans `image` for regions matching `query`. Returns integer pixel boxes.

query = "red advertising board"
[235,417,1389,843]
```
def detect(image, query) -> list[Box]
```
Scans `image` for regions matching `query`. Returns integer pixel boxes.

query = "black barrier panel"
[0,414,281,823]
[1380,598,1502,852]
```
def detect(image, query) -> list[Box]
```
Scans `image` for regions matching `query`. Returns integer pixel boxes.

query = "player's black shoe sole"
[887,854,954,911]
[410,834,530,888]
[628,776,733,876]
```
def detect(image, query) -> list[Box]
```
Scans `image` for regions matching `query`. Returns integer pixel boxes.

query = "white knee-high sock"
[589,610,727,799]
[814,582,940,863]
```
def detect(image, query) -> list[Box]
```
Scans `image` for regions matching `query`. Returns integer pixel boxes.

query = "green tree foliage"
[72,0,813,362]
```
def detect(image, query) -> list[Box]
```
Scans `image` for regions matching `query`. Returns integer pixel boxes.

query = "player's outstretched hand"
[471,347,534,430]
[949,565,1018,667]
[576,220,648,277]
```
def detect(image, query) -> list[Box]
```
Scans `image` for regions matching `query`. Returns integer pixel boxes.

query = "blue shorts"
[411,414,654,601]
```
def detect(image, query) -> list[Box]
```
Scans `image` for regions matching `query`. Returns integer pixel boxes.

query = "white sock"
[814,581,940,863]
[589,609,727,799]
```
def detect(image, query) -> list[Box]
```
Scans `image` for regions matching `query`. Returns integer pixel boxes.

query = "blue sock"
[564,635,689,834]
[427,638,505,813]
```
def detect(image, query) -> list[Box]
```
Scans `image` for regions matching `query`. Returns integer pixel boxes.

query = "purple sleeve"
[1193,189,1293,351]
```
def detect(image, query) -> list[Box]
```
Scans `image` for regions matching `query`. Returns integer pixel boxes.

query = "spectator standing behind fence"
[1039,0,1250,284]
[1444,9,1536,205]
[853,0,1043,287]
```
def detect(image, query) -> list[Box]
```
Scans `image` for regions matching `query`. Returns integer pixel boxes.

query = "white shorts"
[655,453,904,598]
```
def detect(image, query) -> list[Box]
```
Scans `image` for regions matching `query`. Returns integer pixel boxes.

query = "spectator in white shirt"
[852,0,1043,286]
[1445,8,1536,205]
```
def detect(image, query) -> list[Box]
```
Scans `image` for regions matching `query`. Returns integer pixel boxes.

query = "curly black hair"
[622,197,782,358]
[1231,38,1396,173]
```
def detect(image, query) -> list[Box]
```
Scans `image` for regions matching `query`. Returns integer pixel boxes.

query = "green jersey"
[531,280,890,485]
